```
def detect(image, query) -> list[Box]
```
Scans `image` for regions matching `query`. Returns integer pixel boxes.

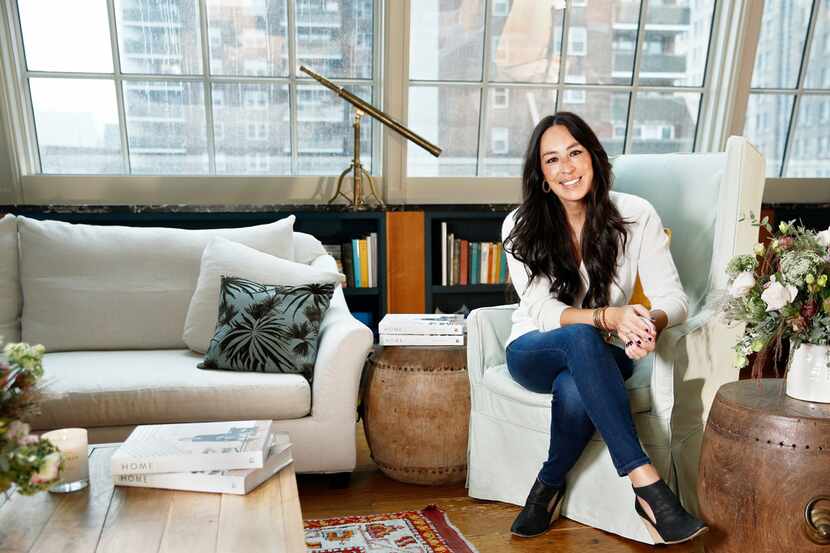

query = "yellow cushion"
[630,228,672,309]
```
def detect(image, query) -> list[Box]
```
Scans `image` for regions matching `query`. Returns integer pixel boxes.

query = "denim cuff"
[616,456,651,477]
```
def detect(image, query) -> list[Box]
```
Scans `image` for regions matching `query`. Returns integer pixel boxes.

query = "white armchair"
[465,136,765,543]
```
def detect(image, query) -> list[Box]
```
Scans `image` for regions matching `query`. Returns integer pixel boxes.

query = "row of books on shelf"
[111,420,291,495]
[378,313,466,346]
[324,233,378,288]
[440,223,507,286]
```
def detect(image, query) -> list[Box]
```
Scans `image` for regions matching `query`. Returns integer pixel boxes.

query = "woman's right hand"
[606,305,656,359]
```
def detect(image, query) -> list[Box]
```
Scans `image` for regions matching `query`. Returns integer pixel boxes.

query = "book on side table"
[111,420,273,476]
[378,313,466,346]
[113,432,293,495]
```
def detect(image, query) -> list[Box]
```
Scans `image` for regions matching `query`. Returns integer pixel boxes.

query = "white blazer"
[502,191,688,345]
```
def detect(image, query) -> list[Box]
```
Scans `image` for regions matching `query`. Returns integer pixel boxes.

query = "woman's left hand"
[619,305,657,360]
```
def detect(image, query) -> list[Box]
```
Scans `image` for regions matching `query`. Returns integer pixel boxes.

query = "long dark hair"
[504,112,629,308]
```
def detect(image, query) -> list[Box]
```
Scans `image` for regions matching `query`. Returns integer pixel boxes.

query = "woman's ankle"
[628,463,660,488]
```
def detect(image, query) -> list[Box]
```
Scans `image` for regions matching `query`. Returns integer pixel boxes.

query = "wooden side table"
[362,345,469,485]
[698,379,830,552]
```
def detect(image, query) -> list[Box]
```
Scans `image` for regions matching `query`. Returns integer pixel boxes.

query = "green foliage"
[1,342,60,496]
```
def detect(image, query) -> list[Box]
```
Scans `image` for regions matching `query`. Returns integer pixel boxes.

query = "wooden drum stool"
[363,345,469,485]
[698,379,830,552]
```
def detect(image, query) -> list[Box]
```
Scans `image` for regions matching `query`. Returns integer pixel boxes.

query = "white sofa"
[0,214,374,474]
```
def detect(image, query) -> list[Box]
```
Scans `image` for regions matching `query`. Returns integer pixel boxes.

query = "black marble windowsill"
[0,204,517,215]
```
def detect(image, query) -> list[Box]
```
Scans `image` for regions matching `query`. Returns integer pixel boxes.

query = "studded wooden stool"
[363,345,469,485]
[698,379,830,552]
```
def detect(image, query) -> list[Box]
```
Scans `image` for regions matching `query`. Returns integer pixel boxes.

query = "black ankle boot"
[510,478,565,538]
[632,479,708,545]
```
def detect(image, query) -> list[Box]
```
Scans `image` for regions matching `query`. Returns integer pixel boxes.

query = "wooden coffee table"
[0,443,305,553]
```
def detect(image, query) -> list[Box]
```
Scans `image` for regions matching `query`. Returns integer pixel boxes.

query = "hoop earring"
[541,180,551,194]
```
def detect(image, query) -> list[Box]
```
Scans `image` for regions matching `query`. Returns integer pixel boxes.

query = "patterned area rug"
[304,505,479,553]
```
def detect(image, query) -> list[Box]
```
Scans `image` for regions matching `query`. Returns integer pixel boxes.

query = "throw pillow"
[630,228,673,309]
[183,237,343,353]
[199,276,335,380]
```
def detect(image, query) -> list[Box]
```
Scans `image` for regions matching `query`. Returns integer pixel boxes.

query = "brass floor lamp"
[300,66,442,209]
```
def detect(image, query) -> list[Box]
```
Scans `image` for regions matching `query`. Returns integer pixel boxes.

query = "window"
[491,127,509,154]
[10,0,378,175]
[406,0,716,176]
[568,27,587,56]
[245,152,269,173]
[743,0,830,177]
[493,0,509,17]
[492,87,510,109]
[246,122,268,141]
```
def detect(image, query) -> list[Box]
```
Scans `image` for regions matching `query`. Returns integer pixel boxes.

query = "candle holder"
[41,428,89,493]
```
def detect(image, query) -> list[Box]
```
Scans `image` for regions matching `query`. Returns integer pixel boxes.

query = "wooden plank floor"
[297,424,704,553]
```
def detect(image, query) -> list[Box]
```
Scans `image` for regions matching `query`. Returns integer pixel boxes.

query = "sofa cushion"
[18,215,295,351]
[183,237,342,353]
[201,275,335,379]
[29,349,311,431]
[0,214,20,343]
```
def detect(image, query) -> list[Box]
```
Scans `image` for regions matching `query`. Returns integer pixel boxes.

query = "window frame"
[0,0,827,206]
[734,0,830,200]
[0,0,385,203]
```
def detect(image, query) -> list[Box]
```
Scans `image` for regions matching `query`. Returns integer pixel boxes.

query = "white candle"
[41,428,89,492]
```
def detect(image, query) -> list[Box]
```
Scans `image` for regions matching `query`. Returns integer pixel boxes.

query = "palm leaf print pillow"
[199,275,335,381]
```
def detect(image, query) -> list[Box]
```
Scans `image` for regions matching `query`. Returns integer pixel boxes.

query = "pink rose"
[7,421,30,444]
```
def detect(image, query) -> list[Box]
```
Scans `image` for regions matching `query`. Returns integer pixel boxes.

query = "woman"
[502,112,707,545]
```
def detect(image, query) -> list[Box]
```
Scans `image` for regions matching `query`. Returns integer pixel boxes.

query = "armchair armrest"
[467,305,517,386]
[308,255,374,422]
[650,308,743,427]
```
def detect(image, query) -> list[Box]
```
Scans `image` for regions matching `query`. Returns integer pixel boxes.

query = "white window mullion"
[555,0,571,109]
[371,0,383,175]
[691,0,720,151]
[623,0,650,153]
[780,0,821,177]
[475,0,493,176]
[106,0,131,174]
[6,0,40,176]
[287,0,299,176]
[197,0,216,175]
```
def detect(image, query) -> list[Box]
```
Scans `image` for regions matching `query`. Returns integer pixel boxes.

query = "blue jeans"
[506,324,650,488]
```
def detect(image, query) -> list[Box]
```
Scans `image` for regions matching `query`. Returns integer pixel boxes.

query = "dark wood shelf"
[343,287,380,296]
[431,284,506,294]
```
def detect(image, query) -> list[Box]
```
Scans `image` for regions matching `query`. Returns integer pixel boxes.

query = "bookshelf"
[9,208,386,336]
[293,212,386,336]
[424,210,512,315]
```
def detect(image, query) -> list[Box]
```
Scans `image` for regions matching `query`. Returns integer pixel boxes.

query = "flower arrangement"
[0,342,61,495]
[723,219,830,377]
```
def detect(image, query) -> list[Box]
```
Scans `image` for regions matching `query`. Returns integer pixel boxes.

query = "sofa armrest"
[308,255,373,422]
[467,305,517,386]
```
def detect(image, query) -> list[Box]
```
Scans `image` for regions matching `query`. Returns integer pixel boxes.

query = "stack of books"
[323,233,378,288]
[440,222,508,286]
[378,313,466,346]
[111,420,292,495]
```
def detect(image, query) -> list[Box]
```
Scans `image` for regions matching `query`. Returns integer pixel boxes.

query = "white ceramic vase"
[786,342,830,403]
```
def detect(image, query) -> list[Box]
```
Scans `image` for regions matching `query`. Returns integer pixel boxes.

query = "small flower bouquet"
[723,219,830,378]
[1,342,61,495]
